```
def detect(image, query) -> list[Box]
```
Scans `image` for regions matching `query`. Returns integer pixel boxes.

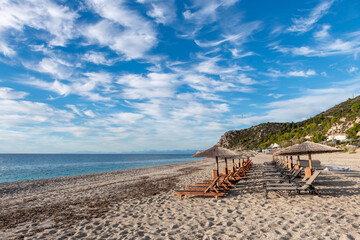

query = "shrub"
[346,123,360,139]
[351,103,360,113]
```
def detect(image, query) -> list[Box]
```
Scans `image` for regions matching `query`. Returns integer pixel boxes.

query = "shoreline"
[1,152,360,239]
[0,154,196,185]
[0,158,211,232]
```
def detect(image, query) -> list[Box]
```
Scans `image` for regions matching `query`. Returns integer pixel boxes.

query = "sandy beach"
[1,152,359,239]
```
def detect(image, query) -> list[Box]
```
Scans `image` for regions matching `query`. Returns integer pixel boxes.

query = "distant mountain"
[218,95,360,150]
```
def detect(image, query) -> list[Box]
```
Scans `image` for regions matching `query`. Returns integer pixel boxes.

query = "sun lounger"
[263,167,303,186]
[174,161,253,200]
[265,171,321,198]
[174,175,229,200]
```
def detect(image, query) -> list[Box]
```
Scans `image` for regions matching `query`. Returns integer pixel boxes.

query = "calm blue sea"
[0,154,195,184]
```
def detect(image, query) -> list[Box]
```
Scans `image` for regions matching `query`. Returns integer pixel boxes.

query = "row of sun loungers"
[173,161,253,200]
[263,161,321,199]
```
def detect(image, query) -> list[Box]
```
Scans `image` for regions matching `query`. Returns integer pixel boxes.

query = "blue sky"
[1,0,360,153]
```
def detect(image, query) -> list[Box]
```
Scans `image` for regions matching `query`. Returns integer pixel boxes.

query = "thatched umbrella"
[273,147,289,165]
[193,145,239,176]
[233,150,248,167]
[277,141,341,176]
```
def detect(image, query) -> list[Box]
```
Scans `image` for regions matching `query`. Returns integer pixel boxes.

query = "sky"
[1,0,360,153]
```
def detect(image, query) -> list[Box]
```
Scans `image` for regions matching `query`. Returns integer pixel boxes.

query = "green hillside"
[218,95,360,150]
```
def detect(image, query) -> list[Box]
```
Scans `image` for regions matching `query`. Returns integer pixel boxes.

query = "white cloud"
[82,51,114,65]
[0,0,78,54]
[182,73,255,95]
[229,48,255,58]
[0,99,74,127]
[26,78,71,96]
[183,2,220,23]
[37,58,72,79]
[71,72,113,101]
[228,73,258,85]
[23,72,113,101]
[275,38,360,57]
[83,110,96,118]
[314,24,331,40]
[194,21,261,48]
[273,25,360,58]
[0,87,28,99]
[265,69,316,78]
[0,41,16,57]
[182,0,240,25]
[267,93,284,99]
[117,73,179,99]
[288,69,316,77]
[49,126,92,138]
[110,112,144,124]
[287,0,335,33]
[137,0,177,25]
[348,67,358,73]
[193,56,253,74]
[170,102,229,121]
[66,104,82,116]
[83,0,157,60]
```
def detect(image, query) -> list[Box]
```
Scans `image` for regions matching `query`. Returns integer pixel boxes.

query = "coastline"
[0,153,195,184]
[1,153,360,239]
[0,158,212,233]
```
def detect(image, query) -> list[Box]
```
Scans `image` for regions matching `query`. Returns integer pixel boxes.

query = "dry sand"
[0,152,359,239]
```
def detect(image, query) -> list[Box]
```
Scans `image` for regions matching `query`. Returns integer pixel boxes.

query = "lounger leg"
[179,195,182,200]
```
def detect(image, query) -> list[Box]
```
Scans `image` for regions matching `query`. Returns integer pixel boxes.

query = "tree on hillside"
[351,103,360,113]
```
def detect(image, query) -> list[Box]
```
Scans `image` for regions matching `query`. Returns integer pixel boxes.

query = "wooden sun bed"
[265,171,321,199]
[262,167,303,185]
[173,176,226,200]
[173,161,253,200]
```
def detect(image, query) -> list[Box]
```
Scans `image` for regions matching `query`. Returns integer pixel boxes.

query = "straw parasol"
[277,141,341,169]
[233,150,246,166]
[193,145,239,175]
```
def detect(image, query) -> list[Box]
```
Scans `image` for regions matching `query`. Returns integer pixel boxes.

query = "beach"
[1,152,359,239]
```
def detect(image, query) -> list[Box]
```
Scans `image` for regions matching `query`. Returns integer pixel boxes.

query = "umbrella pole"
[297,155,300,167]
[290,156,293,169]
[305,153,313,178]
[216,156,219,177]
[225,157,228,175]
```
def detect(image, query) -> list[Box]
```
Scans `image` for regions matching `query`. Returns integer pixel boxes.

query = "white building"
[327,134,347,142]
[269,143,280,149]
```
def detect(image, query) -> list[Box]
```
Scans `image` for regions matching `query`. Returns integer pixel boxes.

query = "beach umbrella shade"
[277,141,341,169]
[233,150,246,166]
[193,145,239,175]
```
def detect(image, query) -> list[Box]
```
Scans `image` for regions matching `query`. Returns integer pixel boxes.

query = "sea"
[0,154,195,184]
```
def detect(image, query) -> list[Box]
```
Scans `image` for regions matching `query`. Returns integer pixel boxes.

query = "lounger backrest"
[299,171,321,190]
[204,176,220,192]
[301,176,308,182]
[289,167,303,181]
